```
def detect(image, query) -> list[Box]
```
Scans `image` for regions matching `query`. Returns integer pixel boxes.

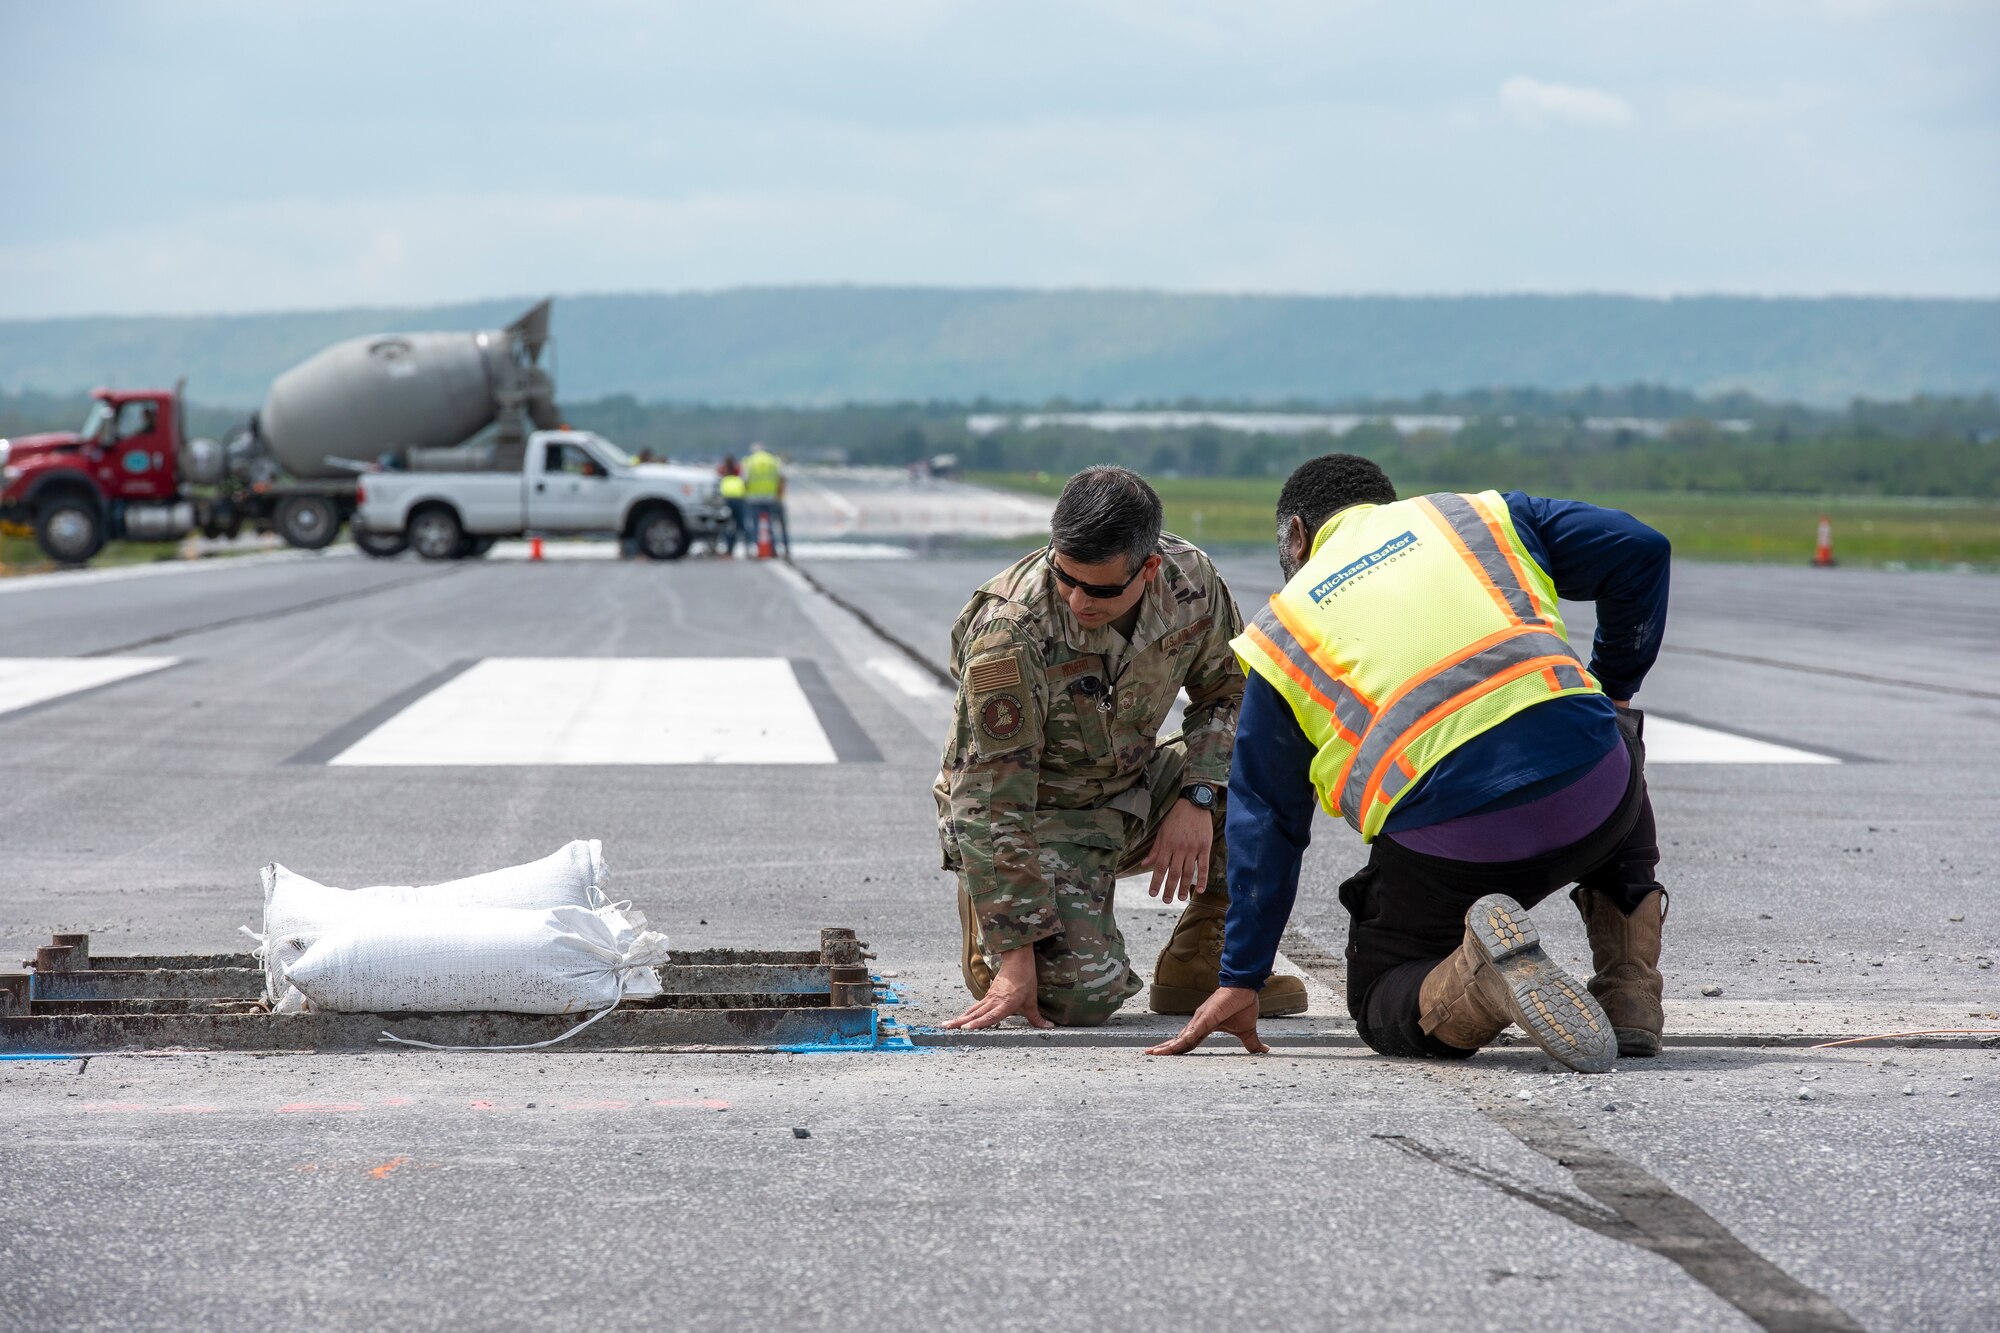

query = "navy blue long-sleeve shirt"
[1218,493,1671,990]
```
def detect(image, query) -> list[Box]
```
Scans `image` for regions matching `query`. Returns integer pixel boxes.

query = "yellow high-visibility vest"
[719,474,746,499]
[1232,490,1599,841]
[743,449,782,498]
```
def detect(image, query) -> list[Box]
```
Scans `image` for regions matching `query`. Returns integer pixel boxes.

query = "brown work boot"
[1146,890,1309,1017]
[956,888,993,999]
[1572,887,1667,1057]
[1417,894,1614,1073]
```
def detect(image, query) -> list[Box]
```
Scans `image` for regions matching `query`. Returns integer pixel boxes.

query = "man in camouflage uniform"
[936,466,1308,1029]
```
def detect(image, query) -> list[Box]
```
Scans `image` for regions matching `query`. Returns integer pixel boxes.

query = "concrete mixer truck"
[0,299,578,564]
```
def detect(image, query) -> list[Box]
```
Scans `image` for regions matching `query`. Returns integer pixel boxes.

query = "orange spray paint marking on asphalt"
[369,1156,411,1180]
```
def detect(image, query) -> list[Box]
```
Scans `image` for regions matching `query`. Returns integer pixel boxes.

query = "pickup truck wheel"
[275,494,340,550]
[352,527,408,558]
[636,507,690,561]
[37,497,106,565]
[408,507,465,561]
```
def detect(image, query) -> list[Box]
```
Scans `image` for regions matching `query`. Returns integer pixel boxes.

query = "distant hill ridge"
[0,287,1992,407]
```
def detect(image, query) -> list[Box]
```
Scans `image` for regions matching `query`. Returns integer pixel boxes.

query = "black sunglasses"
[1045,546,1152,600]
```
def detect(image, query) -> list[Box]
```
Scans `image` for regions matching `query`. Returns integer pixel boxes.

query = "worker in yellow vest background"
[1150,454,1671,1073]
[717,458,749,557]
[742,442,791,558]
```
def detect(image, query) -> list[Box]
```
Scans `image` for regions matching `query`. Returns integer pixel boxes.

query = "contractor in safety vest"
[717,469,749,556]
[742,442,790,557]
[1149,454,1670,1073]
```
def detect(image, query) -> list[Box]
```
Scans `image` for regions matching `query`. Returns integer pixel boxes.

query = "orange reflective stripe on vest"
[1230,490,1602,841]
[1337,626,1587,823]
[1244,602,1374,744]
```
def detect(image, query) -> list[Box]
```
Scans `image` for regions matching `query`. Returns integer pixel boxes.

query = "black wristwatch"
[1180,783,1218,812]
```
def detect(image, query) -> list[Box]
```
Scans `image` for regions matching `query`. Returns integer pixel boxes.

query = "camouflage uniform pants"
[958,736,1229,1026]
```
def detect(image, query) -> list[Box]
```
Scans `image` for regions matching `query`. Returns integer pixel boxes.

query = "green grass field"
[0,531,189,575]
[973,473,2000,570]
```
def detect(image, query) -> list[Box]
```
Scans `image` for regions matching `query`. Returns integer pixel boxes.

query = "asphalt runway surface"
[2,475,1996,1331]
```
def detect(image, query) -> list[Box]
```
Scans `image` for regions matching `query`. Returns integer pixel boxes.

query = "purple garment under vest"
[1383,741,1630,864]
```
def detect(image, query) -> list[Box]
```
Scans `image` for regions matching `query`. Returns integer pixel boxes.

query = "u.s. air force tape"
[967,655,1022,694]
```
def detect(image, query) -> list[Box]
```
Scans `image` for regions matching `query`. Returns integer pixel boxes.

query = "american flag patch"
[967,655,1022,694]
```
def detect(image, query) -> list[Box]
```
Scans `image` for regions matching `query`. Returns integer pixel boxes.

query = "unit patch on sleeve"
[979,693,1026,741]
[967,655,1023,694]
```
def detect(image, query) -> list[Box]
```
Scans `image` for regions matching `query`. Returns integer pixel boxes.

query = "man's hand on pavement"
[943,945,1052,1030]
[1144,985,1270,1056]
[1143,798,1214,903]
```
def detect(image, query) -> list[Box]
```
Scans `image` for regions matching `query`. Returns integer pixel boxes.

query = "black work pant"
[1342,714,1662,1059]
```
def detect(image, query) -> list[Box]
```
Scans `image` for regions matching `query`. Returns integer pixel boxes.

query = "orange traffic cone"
[755,510,776,560]
[530,536,544,562]
[1813,516,1835,568]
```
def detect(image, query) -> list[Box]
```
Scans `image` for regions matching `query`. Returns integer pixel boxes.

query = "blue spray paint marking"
[0,1053,85,1062]
[778,1008,921,1054]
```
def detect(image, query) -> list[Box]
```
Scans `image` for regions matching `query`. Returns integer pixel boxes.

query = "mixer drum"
[257,330,502,479]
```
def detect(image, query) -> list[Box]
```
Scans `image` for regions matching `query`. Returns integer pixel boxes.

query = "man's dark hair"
[1275,454,1397,537]
[1050,466,1162,569]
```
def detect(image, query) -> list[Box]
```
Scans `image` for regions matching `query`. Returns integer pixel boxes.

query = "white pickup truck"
[354,430,729,560]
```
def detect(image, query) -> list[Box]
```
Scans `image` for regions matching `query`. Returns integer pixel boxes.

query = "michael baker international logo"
[1308,531,1419,603]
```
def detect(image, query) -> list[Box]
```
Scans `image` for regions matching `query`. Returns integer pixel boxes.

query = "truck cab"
[354,430,728,560]
[0,388,185,563]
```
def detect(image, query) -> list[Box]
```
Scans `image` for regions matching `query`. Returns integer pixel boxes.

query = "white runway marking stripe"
[1644,716,1838,764]
[0,657,179,716]
[327,658,838,766]
[867,656,947,698]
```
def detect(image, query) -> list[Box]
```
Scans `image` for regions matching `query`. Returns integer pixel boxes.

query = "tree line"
[4,385,1995,499]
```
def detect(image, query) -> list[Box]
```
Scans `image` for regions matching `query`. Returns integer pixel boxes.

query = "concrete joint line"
[788,657,884,763]
[284,659,481,765]
[82,565,471,658]
[784,560,956,690]
[1379,1107,1865,1332]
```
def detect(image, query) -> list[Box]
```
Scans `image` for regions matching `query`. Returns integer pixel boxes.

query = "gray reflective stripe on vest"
[1550,662,1589,690]
[1380,763,1414,801]
[1251,603,1373,738]
[1339,629,1582,823]
[1424,493,1546,627]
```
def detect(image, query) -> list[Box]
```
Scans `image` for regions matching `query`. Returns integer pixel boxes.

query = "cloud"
[1498,76,1635,128]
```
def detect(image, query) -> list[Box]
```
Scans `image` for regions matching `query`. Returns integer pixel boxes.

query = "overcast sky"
[1,0,1994,318]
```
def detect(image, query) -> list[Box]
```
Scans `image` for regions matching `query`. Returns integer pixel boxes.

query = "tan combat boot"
[1417,894,1615,1073]
[1572,887,1667,1057]
[956,889,994,999]
[1147,888,1309,1017]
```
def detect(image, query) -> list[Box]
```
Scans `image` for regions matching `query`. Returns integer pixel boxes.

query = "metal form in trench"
[1,929,890,1053]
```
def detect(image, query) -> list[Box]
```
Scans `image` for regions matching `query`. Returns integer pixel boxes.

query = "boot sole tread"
[1468,894,1615,1074]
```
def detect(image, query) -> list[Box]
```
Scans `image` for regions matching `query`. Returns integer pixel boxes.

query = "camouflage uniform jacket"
[933,535,1246,952]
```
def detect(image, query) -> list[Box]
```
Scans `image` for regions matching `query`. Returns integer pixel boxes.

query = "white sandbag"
[254,839,609,1001]
[283,903,669,1015]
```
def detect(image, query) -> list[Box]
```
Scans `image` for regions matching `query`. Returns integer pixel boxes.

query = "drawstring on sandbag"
[375,964,650,1052]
